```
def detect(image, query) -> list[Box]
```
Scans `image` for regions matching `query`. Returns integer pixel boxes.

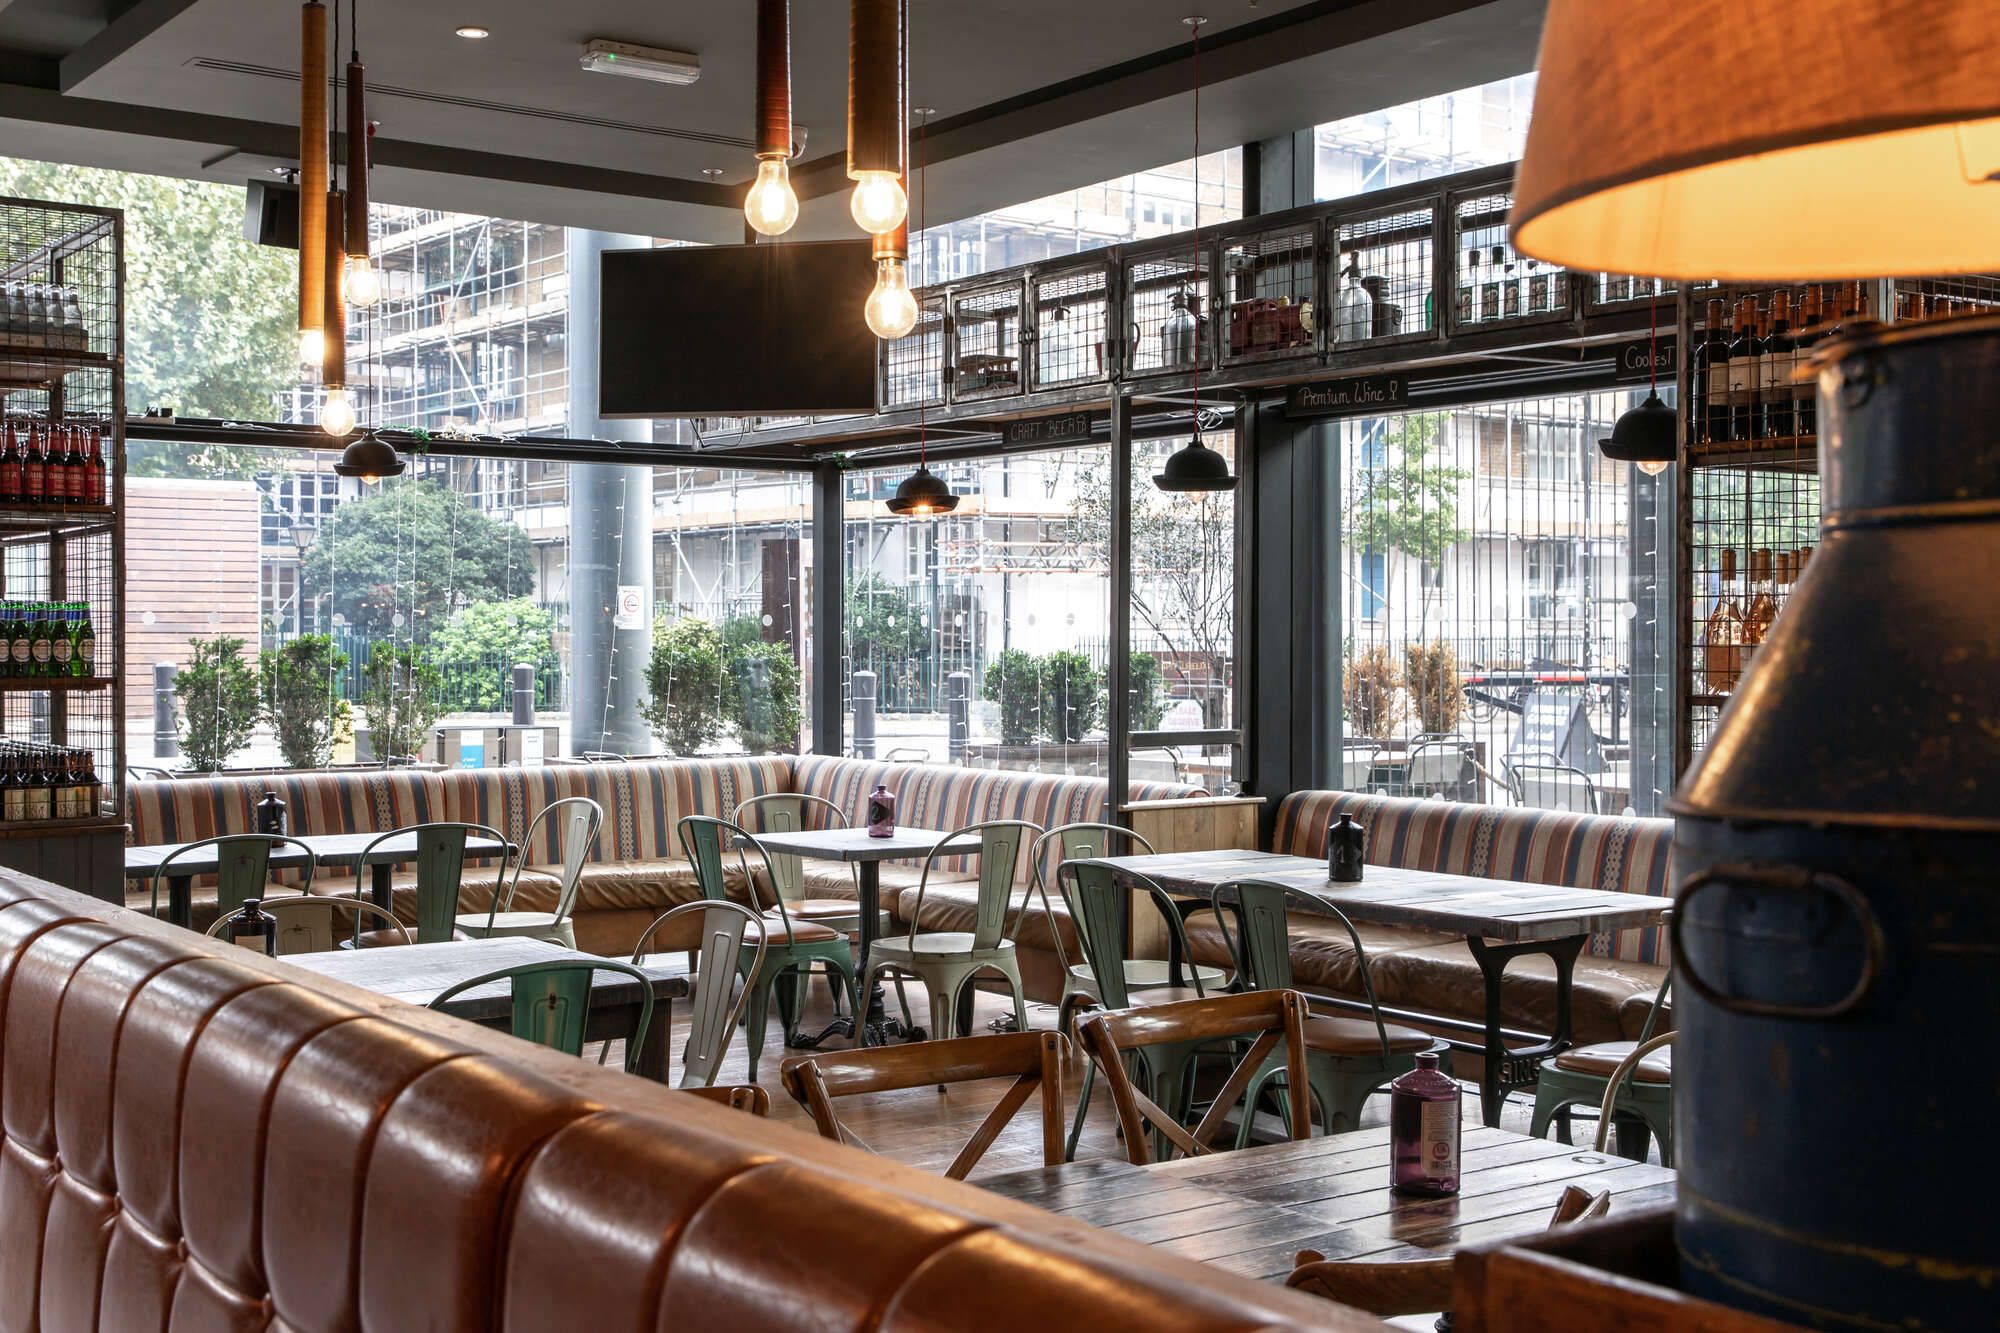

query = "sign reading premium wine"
[1613,335,1677,383]
[1000,411,1097,448]
[1285,375,1408,418]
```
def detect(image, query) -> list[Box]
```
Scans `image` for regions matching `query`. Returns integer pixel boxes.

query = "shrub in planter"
[642,616,727,755]
[177,635,259,772]
[983,649,1043,745]
[1343,642,1403,740]
[729,638,802,755]
[1128,651,1166,732]
[1040,650,1103,745]
[1404,638,1462,735]
[361,642,445,763]
[260,634,353,770]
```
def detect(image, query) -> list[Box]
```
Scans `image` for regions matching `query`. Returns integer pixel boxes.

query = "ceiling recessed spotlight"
[455,25,491,39]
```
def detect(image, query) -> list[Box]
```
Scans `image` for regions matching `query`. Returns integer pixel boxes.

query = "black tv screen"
[599,240,879,417]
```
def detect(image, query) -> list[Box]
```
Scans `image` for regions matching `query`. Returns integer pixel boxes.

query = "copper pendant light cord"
[299,2,327,344]
[1189,16,1201,435]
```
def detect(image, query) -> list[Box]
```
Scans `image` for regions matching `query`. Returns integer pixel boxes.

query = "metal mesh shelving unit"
[1029,264,1112,392]
[950,279,1025,402]
[1123,241,1212,378]
[1331,201,1437,349]
[1219,221,1317,365]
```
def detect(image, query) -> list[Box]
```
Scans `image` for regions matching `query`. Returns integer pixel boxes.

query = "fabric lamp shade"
[1511,0,2000,280]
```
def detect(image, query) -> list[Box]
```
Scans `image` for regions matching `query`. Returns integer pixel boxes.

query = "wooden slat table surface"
[1104,849,1669,942]
[979,1126,1674,1283]
[750,826,981,863]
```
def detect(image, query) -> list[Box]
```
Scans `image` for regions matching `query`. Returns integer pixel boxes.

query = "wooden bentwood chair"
[1076,989,1315,1165]
[782,1030,1070,1179]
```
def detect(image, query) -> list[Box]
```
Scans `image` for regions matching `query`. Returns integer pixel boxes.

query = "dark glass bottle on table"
[256,787,288,835]
[866,782,895,838]
[230,898,278,956]
[1390,1052,1461,1196]
[1327,813,1366,882]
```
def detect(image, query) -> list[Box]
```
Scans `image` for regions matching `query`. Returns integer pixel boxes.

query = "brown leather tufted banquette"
[0,868,1358,1332]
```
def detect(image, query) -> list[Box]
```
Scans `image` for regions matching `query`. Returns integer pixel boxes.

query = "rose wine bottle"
[1390,1052,1461,1196]
[865,782,895,838]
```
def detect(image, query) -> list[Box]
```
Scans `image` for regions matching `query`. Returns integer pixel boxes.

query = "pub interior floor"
[611,963,1662,1182]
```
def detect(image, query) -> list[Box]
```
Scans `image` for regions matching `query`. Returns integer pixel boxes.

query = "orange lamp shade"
[1511,0,2000,280]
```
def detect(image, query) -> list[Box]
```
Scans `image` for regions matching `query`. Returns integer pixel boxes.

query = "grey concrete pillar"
[153,662,179,759]
[851,669,877,759]
[946,670,971,762]
[511,662,536,726]
[566,228,655,757]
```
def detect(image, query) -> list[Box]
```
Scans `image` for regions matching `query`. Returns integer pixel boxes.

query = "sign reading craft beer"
[1285,374,1409,419]
[1001,411,1097,448]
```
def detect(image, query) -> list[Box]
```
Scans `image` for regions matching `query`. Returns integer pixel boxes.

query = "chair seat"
[742,916,842,946]
[870,932,1015,963]
[778,899,892,929]
[1067,959,1230,992]
[1551,1040,1673,1084]
[1302,1014,1438,1057]
[352,926,463,948]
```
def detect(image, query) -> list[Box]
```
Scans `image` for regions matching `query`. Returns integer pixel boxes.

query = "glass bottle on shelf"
[1703,547,1746,694]
[1160,284,1199,368]
[84,426,105,505]
[1793,286,1824,438]
[4,284,28,343]
[7,604,29,677]
[29,602,53,679]
[1727,296,1759,442]
[1743,548,1778,658]
[59,288,85,352]
[1501,248,1523,319]
[1479,245,1505,323]
[73,601,94,679]
[1605,269,1632,303]
[0,422,20,505]
[1335,251,1373,344]
[1763,291,1796,441]
[0,751,21,822]
[49,604,72,676]
[1526,258,1549,313]
[1695,297,1729,445]
[21,425,44,504]
[22,748,52,822]
[1456,249,1477,326]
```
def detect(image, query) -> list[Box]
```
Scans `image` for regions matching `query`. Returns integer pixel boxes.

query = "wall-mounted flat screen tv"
[599,239,879,417]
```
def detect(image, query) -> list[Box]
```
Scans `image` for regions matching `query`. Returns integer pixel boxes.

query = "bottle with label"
[23,425,46,504]
[0,423,19,505]
[865,782,895,838]
[1327,812,1366,883]
[1456,250,1477,326]
[49,603,73,675]
[1694,297,1729,445]
[22,750,52,822]
[1703,548,1746,694]
[1525,259,1549,314]
[1742,549,1778,662]
[1479,245,1505,323]
[229,898,278,956]
[30,603,53,679]
[1500,248,1523,319]
[1604,270,1632,303]
[256,787,288,835]
[83,426,105,505]
[59,288,86,352]
[1726,296,1759,442]
[72,602,93,679]
[1793,286,1824,437]
[7,604,29,677]
[1334,252,1373,344]
[0,752,21,822]
[1390,1052,1461,1196]
[1763,291,1796,440]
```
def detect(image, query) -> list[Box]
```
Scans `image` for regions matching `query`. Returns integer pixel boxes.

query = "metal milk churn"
[1668,314,2000,1329]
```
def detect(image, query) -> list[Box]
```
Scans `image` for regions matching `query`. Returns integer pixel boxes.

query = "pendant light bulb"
[318,387,356,437]
[1637,458,1671,476]
[744,157,800,236]
[298,326,325,369]
[849,170,908,234]
[343,256,380,308]
[865,257,919,340]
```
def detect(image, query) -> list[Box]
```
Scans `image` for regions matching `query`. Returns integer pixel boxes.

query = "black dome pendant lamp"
[1599,288,1675,476]
[332,430,406,482]
[885,462,958,516]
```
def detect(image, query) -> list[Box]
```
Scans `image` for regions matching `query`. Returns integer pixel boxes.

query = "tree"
[1040,650,1103,744]
[729,639,802,754]
[0,158,294,477]
[302,479,534,638]
[1343,413,1470,636]
[360,643,445,763]
[641,616,727,755]
[983,649,1042,745]
[1128,651,1166,731]
[844,572,927,665]
[176,636,260,772]
[429,599,558,712]
[261,635,352,770]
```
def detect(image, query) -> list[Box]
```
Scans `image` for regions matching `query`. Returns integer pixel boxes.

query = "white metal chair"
[1403,737,1476,799]
[626,900,767,1089]
[455,797,603,947]
[208,896,411,954]
[1510,757,1600,813]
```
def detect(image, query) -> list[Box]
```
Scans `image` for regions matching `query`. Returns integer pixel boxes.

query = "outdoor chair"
[208,896,411,953]
[1338,742,1387,793]
[1211,878,1447,1144]
[427,956,657,1076]
[456,796,603,947]
[352,821,511,945]
[1531,928,1674,1164]
[856,819,1040,1042]
[678,814,859,1080]
[781,1030,1070,1179]
[149,833,318,930]
[1403,736,1477,800]
[627,899,767,1090]
[1076,988,1315,1165]
[1510,756,1601,813]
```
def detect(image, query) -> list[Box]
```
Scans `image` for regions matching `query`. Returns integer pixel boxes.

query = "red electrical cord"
[1189,16,1202,435]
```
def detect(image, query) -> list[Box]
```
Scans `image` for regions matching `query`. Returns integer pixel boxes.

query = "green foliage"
[983,649,1043,745]
[1404,639,1462,735]
[641,616,727,755]
[429,599,558,712]
[0,158,295,469]
[1040,650,1103,745]
[177,635,260,772]
[1343,412,1471,567]
[728,638,802,755]
[361,643,445,763]
[302,479,534,638]
[844,573,927,665]
[260,635,352,770]
[1128,651,1166,731]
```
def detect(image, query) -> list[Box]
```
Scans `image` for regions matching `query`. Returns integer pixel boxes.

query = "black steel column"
[1244,129,1316,217]
[1627,465,1676,815]
[1106,392,1132,820]
[811,459,844,756]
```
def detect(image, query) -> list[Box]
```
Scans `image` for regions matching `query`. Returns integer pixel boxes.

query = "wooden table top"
[751,825,981,864]
[123,831,513,878]
[979,1125,1674,1283]
[280,937,687,1021]
[1100,850,1670,942]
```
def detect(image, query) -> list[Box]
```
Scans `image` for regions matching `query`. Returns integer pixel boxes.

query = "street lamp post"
[289,519,318,639]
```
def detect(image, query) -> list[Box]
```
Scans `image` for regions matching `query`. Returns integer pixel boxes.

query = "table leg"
[792,861,921,1049]
[169,874,193,928]
[634,995,672,1082]
[1465,933,1587,1127]
[370,862,394,913]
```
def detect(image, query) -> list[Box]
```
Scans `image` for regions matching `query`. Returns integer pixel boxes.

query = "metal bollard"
[851,669,877,759]
[511,662,537,726]
[153,662,180,759]
[946,670,971,763]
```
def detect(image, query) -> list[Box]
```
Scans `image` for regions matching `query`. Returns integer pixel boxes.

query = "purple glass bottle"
[1389,1052,1461,1196]
[865,782,895,838]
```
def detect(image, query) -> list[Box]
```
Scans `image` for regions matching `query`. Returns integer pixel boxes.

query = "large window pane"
[1315,75,1536,204]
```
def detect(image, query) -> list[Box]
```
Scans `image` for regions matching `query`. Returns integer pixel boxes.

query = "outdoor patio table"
[124,829,516,928]
[1095,849,1671,1125]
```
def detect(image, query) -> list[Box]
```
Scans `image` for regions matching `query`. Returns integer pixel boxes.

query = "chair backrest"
[152,833,318,924]
[682,1084,771,1115]
[207,896,411,954]
[1338,745,1381,792]
[1511,758,1598,813]
[904,819,1040,952]
[1028,823,1155,971]
[518,796,603,921]
[1405,739,1472,788]
[676,815,813,943]
[1059,859,1208,1009]
[734,792,849,905]
[781,1030,1071,1179]
[357,821,510,944]
[1208,878,1392,1057]
[428,957,657,1075]
[1077,989,1313,1165]
[631,900,766,1090]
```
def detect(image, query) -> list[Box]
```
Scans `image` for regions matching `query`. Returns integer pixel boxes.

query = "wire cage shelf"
[1219,222,1317,365]
[1587,271,1681,310]
[1331,203,1437,348]
[1123,243,1212,378]
[1450,187,1569,332]
[882,295,947,409]
[950,280,1025,401]
[0,195,123,832]
[1030,265,1112,391]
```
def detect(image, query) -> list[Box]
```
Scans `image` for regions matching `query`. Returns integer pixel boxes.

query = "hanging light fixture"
[1154,15,1236,494]
[332,431,405,482]
[884,103,952,515]
[885,463,957,516]
[1599,288,1674,475]
[846,0,908,234]
[865,106,924,340]
[318,183,355,437]
[342,2,379,307]
[744,0,800,236]
[298,1,328,368]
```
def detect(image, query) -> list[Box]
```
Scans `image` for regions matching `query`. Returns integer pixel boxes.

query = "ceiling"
[0,0,1545,241]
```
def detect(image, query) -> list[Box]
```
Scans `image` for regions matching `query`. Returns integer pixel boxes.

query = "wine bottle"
[1703,548,1745,694]
[1695,298,1729,445]
[1763,291,1796,441]
[1727,297,1758,442]
[1456,250,1477,325]
[1743,548,1778,654]
[1479,245,1504,323]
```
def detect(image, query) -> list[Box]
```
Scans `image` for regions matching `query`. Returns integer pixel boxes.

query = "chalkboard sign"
[1001,411,1097,448]
[1507,689,1603,774]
